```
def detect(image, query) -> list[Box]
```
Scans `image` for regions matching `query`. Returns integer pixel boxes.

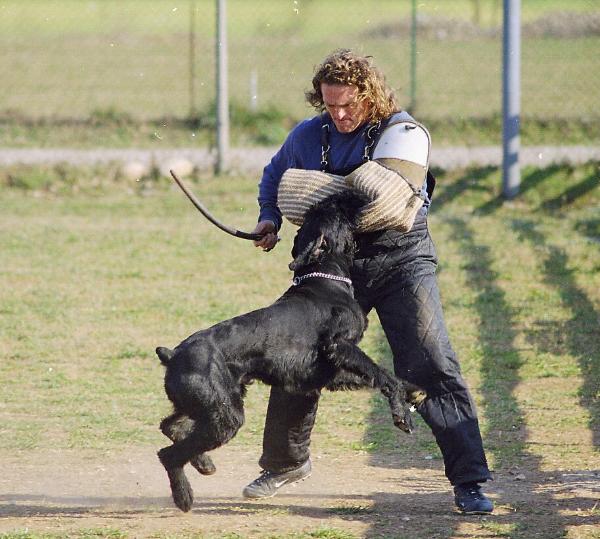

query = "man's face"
[321,83,370,133]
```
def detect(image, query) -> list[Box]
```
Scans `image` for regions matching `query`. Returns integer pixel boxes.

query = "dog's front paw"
[392,383,426,433]
[392,408,414,433]
[386,386,414,434]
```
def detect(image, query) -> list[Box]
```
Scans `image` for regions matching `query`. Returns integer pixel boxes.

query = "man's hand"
[252,220,279,251]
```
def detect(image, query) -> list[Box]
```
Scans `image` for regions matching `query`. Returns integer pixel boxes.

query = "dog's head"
[289,191,368,271]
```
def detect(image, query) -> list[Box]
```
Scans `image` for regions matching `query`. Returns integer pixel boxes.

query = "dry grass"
[0,162,598,538]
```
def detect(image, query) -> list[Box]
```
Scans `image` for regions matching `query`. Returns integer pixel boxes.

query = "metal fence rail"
[1,0,599,140]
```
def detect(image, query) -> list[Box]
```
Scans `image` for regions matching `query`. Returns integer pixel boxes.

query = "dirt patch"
[1,445,598,538]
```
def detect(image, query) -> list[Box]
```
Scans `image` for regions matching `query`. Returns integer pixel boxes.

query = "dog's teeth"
[409,405,416,412]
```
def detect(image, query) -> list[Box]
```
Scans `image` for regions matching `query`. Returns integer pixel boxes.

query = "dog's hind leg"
[190,453,216,475]
[158,440,196,512]
[158,409,245,512]
[158,414,200,511]
[160,414,216,475]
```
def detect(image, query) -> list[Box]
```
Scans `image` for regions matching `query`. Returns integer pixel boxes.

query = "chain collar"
[292,272,353,287]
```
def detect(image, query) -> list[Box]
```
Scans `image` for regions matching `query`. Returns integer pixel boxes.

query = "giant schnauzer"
[156,191,426,512]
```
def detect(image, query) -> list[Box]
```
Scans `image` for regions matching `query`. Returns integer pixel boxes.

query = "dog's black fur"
[156,191,426,512]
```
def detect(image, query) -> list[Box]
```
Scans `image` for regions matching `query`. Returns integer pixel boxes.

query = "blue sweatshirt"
[258,113,429,230]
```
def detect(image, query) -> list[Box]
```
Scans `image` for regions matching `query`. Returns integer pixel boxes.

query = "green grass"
[0,0,598,134]
[0,161,598,465]
[0,161,599,539]
[2,107,599,149]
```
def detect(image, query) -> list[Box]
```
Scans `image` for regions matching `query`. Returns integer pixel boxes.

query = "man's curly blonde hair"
[305,49,398,124]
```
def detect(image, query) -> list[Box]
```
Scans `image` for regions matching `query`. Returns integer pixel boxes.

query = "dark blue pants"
[259,217,492,486]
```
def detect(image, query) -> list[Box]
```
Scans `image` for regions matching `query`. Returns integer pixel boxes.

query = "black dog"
[156,191,426,512]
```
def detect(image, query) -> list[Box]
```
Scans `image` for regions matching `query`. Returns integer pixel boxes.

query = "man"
[247,49,493,514]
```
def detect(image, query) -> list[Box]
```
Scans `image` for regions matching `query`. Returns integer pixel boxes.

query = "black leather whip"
[169,170,263,241]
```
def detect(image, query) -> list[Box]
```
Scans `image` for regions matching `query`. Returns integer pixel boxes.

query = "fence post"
[409,0,417,112]
[216,0,229,174]
[502,0,521,198]
[249,69,258,112]
[189,0,197,117]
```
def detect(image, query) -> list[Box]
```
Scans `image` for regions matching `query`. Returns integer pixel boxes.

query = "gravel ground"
[0,145,599,173]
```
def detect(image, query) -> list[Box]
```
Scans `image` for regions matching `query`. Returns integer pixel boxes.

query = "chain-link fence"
[1,0,599,144]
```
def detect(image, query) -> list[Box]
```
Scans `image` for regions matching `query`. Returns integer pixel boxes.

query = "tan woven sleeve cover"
[277,162,424,232]
[278,169,349,226]
[345,160,424,233]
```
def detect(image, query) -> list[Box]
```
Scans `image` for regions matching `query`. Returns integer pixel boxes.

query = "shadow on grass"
[520,164,565,196]
[512,219,600,448]
[389,164,595,220]
[358,211,530,537]
[540,169,600,211]
[476,165,561,215]
[575,216,600,243]
[447,217,527,469]
[434,216,595,538]
[2,481,599,539]
[359,212,596,538]
[430,165,497,212]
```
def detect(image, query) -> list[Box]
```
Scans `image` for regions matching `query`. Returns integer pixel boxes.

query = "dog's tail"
[156,346,175,365]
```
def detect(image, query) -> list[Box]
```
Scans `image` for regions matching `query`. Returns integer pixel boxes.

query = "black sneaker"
[242,459,312,499]
[454,482,494,514]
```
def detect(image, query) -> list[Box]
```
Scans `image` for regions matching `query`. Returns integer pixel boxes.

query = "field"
[0,162,599,538]
[0,0,599,127]
[0,1,599,537]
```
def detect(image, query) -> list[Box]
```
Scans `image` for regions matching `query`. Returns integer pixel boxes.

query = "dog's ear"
[156,346,174,365]
[291,233,299,260]
[312,233,327,258]
[289,233,327,270]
